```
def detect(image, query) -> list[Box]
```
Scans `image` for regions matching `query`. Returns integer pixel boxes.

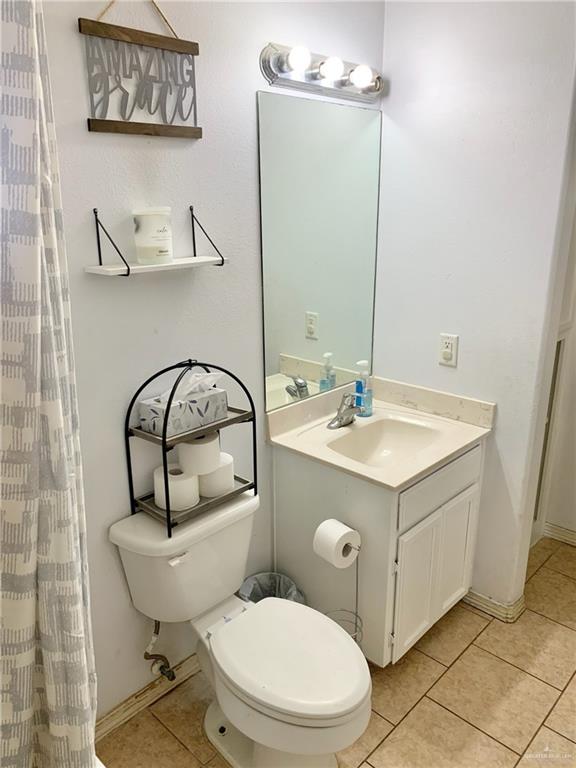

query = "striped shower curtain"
[1,1,97,765]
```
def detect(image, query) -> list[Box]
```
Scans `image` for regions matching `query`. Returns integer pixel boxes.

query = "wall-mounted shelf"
[88,206,225,276]
[85,255,224,277]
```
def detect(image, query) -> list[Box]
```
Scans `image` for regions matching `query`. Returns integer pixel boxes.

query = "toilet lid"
[210,598,371,720]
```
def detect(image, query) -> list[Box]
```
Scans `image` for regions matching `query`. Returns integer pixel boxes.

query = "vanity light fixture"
[260,43,384,103]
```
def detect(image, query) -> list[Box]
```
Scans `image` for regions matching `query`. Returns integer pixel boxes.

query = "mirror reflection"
[258,92,381,411]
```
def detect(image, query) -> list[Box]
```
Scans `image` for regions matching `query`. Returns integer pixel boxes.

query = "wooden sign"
[78,18,202,138]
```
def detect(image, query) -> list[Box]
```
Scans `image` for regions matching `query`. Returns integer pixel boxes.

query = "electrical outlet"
[305,311,319,340]
[439,333,459,367]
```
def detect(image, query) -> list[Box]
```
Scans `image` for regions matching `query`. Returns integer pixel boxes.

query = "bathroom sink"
[327,417,439,467]
[269,395,491,489]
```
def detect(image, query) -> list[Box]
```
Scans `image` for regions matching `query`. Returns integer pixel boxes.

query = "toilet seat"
[209,597,371,725]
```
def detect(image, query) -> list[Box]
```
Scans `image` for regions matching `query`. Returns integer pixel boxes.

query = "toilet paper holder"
[313,519,363,644]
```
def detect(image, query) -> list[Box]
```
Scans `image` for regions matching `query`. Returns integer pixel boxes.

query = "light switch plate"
[439,333,459,367]
[305,311,319,340]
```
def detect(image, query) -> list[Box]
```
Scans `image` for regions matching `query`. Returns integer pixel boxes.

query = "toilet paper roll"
[199,452,235,498]
[177,432,220,476]
[313,519,361,569]
[154,463,199,511]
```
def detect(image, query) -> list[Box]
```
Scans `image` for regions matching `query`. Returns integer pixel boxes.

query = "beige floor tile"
[428,645,559,753]
[337,711,393,768]
[370,649,445,724]
[416,605,489,665]
[525,568,576,630]
[474,610,576,689]
[546,676,576,742]
[96,710,201,768]
[150,672,215,764]
[368,697,518,768]
[517,726,576,767]
[546,544,576,582]
[526,538,563,581]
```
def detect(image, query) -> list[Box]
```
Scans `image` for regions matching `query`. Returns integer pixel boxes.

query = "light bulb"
[287,45,311,72]
[349,64,374,89]
[319,56,344,81]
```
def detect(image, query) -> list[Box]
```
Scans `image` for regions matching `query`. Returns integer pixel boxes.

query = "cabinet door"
[435,484,479,616]
[392,508,442,663]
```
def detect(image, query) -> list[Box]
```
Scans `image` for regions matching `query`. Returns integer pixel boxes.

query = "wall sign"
[78,18,202,138]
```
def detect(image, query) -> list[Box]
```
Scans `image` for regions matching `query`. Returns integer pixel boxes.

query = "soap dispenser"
[319,352,337,391]
[355,360,373,417]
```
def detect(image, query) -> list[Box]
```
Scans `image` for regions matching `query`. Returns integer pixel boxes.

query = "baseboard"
[544,522,576,546]
[95,654,200,743]
[463,591,525,623]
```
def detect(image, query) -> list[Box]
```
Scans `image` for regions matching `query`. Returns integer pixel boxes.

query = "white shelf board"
[85,255,224,276]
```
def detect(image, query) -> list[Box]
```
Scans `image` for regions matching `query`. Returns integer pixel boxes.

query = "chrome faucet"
[327,392,362,430]
[285,376,309,400]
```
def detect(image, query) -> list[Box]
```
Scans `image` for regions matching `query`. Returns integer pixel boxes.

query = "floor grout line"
[459,603,495,622]
[543,723,576,746]
[425,695,522,756]
[521,604,576,633]
[147,705,214,763]
[514,667,576,765]
[424,642,567,760]
[470,643,568,691]
[366,635,481,764]
[543,563,576,583]
[524,541,563,584]
[366,625,576,767]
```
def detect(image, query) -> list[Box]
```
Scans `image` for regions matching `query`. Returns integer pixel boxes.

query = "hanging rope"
[96,0,115,21]
[96,0,179,38]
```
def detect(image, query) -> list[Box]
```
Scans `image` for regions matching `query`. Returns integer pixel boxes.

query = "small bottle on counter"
[355,360,373,417]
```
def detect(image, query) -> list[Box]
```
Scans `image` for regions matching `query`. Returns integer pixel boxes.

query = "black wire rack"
[124,359,257,538]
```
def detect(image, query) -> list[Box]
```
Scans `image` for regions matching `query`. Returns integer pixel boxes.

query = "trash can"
[238,572,306,605]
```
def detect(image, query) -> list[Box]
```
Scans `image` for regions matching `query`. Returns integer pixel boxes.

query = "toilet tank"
[109,493,259,623]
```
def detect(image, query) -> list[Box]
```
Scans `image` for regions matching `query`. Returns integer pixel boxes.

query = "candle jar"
[133,207,173,264]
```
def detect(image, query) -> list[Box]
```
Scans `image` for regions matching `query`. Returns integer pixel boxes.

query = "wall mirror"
[258,91,381,411]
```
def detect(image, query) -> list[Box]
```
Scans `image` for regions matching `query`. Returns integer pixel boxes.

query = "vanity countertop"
[268,388,492,491]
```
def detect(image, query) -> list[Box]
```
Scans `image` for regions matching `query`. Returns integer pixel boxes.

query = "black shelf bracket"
[189,206,225,266]
[93,208,131,276]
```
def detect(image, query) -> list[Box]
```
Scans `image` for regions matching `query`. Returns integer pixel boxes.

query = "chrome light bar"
[260,43,385,104]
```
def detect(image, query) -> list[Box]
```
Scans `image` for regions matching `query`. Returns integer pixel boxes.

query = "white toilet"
[109,493,371,768]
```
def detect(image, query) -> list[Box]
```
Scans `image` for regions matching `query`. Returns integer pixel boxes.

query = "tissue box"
[138,388,228,437]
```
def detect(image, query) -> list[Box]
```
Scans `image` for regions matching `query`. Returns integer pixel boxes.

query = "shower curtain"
[1,1,97,766]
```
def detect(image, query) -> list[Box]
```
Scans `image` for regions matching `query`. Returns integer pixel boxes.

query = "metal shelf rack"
[125,360,257,537]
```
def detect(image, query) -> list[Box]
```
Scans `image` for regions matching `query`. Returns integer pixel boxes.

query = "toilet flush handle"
[168,550,193,568]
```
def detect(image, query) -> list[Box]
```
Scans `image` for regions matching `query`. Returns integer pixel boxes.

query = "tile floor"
[97,538,576,767]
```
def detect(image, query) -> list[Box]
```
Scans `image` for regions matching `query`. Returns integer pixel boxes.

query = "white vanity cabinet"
[392,484,479,661]
[274,442,484,669]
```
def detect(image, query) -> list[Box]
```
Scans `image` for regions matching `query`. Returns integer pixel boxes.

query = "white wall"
[44,0,385,716]
[374,2,576,605]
